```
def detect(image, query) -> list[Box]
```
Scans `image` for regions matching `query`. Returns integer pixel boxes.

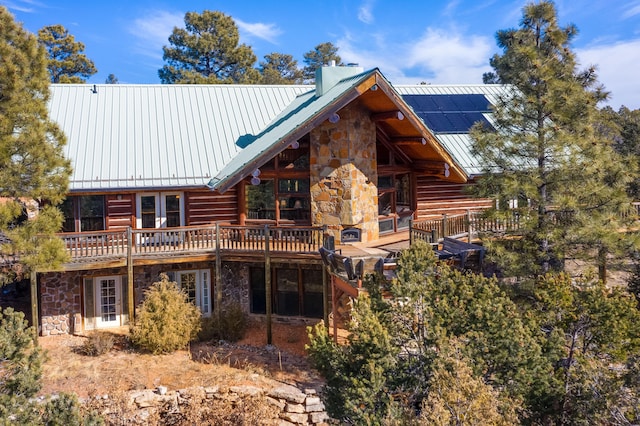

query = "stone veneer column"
[310,102,379,243]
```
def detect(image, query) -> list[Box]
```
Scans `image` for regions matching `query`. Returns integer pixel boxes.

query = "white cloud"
[358,0,375,24]
[336,27,493,85]
[622,1,640,19]
[235,19,282,44]
[404,28,493,83]
[129,10,183,59]
[577,39,640,109]
[4,0,43,13]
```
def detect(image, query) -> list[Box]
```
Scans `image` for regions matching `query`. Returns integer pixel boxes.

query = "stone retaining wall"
[85,383,330,425]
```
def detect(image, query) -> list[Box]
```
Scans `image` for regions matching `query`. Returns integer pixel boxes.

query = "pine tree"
[37,24,97,83]
[302,42,343,83]
[258,53,303,84]
[471,1,635,278]
[159,10,258,84]
[0,7,71,277]
[104,73,118,84]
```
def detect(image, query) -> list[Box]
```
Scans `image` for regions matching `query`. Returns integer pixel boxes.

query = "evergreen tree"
[529,273,640,424]
[104,73,118,84]
[308,241,550,424]
[258,53,303,84]
[470,1,635,278]
[37,24,97,83]
[159,10,258,84]
[302,42,343,83]
[601,105,640,199]
[0,7,71,277]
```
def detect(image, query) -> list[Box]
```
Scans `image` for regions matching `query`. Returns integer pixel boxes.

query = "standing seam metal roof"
[49,84,311,191]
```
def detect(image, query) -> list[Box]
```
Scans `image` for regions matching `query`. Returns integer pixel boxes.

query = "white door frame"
[136,192,185,229]
[95,276,122,329]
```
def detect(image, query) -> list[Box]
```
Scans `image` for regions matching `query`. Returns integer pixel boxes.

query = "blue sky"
[4,0,640,109]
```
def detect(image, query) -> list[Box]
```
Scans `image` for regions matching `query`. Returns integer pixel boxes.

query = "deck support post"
[467,209,472,243]
[322,267,329,328]
[264,225,272,345]
[127,227,134,324]
[331,275,338,343]
[442,214,448,239]
[30,270,38,342]
[322,225,329,328]
[215,223,222,324]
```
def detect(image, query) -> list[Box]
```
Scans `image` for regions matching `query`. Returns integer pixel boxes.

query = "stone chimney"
[315,62,364,97]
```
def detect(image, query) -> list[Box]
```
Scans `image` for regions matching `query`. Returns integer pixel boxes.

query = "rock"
[305,396,321,406]
[157,386,167,395]
[269,384,306,404]
[280,412,309,424]
[284,403,305,413]
[310,411,329,423]
[306,403,326,413]
[229,385,263,396]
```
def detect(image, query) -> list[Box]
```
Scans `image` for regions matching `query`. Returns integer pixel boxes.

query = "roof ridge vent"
[315,63,364,96]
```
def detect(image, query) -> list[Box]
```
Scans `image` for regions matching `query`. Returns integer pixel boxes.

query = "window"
[167,270,211,317]
[249,264,323,318]
[246,178,311,223]
[246,180,276,220]
[378,174,413,233]
[278,179,310,221]
[137,192,184,229]
[60,196,105,232]
[244,135,311,224]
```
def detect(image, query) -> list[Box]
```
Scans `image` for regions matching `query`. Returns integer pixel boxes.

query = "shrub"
[78,332,115,356]
[198,302,247,342]
[130,274,201,354]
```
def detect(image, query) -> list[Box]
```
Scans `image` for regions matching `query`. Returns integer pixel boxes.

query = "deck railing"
[56,224,326,262]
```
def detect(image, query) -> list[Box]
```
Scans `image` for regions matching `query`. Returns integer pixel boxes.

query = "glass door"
[137,192,184,244]
[95,276,121,328]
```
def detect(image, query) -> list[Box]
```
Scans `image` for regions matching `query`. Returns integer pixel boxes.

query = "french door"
[95,276,121,328]
[136,192,184,244]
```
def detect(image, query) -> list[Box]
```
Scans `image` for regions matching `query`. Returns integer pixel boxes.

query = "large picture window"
[244,136,311,224]
[378,173,413,234]
[249,264,323,318]
[60,195,105,232]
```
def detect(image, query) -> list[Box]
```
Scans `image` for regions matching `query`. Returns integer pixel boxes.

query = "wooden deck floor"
[337,230,410,258]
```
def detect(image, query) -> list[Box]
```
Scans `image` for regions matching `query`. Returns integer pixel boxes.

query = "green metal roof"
[48,84,311,191]
[208,68,377,193]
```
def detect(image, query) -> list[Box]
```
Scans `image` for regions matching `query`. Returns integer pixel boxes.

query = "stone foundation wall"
[220,261,250,312]
[39,261,257,336]
[40,271,83,336]
[310,101,379,244]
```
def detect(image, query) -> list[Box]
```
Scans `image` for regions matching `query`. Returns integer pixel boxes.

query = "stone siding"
[40,271,83,336]
[39,261,252,336]
[310,102,379,243]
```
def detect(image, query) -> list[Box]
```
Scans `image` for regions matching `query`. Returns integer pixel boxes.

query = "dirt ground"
[38,318,325,399]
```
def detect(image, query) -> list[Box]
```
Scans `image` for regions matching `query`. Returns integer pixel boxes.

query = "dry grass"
[38,319,324,398]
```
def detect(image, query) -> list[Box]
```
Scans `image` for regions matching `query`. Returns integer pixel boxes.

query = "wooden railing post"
[322,225,329,328]
[467,209,472,243]
[264,225,272,345]
[127,227,134,324]
[442,214,448,238]
[409,219,414,246]
[215,223,222,324]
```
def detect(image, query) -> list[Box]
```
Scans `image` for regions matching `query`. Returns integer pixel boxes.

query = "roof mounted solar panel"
[403,94,493,134]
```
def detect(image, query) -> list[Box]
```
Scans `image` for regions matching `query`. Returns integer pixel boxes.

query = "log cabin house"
[35,65,500,336]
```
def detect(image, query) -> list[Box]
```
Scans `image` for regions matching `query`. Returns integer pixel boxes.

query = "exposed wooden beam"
[413,160,451,178]
[392,137,427,146]
[371,110,404,121]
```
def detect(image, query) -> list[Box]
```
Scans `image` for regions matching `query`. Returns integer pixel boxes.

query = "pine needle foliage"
[470,1,636,278]
[0,7,71,278]
[130,274,202,354]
